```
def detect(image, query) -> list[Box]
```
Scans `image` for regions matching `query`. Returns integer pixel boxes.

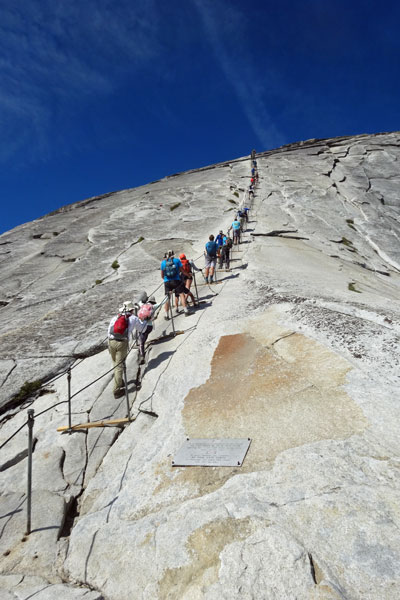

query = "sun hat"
[119,301,134,313]
[148,296,156,304]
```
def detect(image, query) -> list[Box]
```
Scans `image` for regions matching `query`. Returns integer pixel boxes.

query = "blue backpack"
[205,241,217,257]
[164,257,178,279]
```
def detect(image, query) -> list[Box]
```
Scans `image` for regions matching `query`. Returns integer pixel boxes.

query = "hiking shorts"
[205,254,216,268]
[164,279,185,296]
[174,283,190,297]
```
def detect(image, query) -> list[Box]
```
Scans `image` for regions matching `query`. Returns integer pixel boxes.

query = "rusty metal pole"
[26,409,34,535]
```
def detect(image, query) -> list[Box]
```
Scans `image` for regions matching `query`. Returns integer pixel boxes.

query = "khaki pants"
[108,339,128,391]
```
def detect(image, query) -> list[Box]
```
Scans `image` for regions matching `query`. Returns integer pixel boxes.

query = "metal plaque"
[172,438,251,467]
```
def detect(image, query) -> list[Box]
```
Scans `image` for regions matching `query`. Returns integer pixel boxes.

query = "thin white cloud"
[193,0,285,151]
[0,0,161,164]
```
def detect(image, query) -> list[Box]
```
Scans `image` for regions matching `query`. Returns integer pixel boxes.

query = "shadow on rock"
[146,350,175,370]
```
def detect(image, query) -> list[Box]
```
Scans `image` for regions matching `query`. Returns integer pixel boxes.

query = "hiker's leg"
[138,331,146,357]
[209,262,215,282]
[164,287,171,315]
[180,292,187,309]
[112,340,128,391]
[108,341,118,391]
[139,326,152,360]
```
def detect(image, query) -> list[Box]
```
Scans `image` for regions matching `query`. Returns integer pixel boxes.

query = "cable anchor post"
[168,291,176,337]
[26,409,34,535]
[67,368,72,433]
[123,361,130,420]
[193,271,199,302]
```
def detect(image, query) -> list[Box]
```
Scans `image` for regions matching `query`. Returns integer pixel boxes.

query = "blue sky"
[1,0,399,234]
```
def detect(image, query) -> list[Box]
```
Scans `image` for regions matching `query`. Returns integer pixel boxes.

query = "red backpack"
[181,259,192,276]
[112,314,129,339]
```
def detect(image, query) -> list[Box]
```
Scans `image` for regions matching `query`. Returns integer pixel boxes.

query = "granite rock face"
[1,132,400,599]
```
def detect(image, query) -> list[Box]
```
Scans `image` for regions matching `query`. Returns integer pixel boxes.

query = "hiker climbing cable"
[171,255,197,312]
[215,230,225,257]
[108,301,148,398]
[179,254,199,306]
[237,209,246,231]
[137,295,167,364]
[204,234,218,283]
[219,235,232,271]
[161,251,193,318]
[229,217,241,245]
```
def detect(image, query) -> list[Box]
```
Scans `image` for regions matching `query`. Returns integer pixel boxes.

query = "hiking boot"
[210,278,214,283]
[113,388,125,399]
[205,277,209,284]
[139,356,146,365]
[184,310,194,317]
[164,315,169,321]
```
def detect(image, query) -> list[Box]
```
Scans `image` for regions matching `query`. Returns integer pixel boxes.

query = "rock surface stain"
[181,331,367,477]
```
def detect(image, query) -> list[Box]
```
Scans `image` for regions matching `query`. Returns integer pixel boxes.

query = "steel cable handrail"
[2,160,258,446]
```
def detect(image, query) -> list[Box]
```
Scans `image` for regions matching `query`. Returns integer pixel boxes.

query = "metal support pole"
[193,272,199,301]
[67,368,72,432]
[122,361,130,420]
[26,409,34,535]
[168,292,176,337]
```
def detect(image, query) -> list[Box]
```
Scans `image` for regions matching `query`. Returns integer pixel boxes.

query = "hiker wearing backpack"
[229,217,241,245]
[237,210,246,231]
[136,295,168,364]
[108,301,149,398]
[219,235,232,270]
[204,234,218,284]
[215,231,225,257]
[178,254,199,307]
[161,251,193,318]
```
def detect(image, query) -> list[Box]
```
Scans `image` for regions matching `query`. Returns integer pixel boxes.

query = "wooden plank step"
[57,417,133,432]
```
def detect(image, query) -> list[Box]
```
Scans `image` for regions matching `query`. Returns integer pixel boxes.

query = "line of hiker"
[107,158,259,399]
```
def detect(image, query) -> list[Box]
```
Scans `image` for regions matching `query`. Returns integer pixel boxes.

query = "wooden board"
[57,417,133,432]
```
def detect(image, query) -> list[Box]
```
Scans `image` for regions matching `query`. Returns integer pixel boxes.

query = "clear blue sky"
[1,0,399,234]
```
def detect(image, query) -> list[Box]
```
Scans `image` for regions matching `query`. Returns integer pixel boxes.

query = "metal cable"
[0,420,28,450]
[3,163,257,443]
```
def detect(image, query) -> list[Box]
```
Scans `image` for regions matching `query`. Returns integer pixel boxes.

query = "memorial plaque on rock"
[172,438,251,467]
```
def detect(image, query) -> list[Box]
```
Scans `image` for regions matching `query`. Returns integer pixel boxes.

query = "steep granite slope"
[1,132,400,599]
